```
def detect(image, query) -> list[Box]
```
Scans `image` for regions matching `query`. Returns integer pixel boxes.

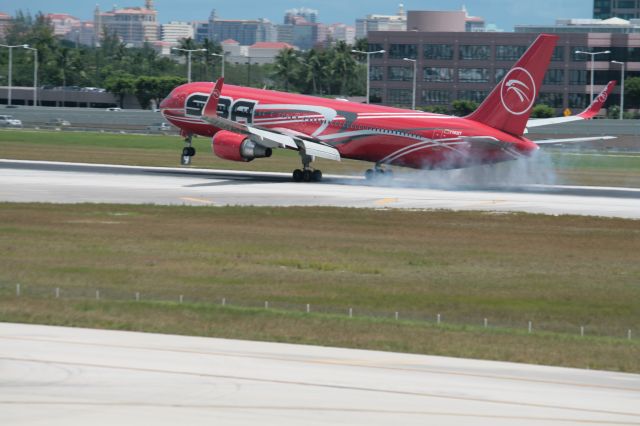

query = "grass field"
[1,129,640,187]
[1,203,638,372]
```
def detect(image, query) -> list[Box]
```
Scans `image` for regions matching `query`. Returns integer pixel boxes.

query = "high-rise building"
[594,0,640,19]
[328,23,355,45]
[207,9,276,46]
[161,21,194,44]
[46,13,81,36]
[94,2,159,47]
[356,4,407,39]
[65,21,96,46]
[0,12,12,40]
[192,21,209,43]
[284,8,319,24]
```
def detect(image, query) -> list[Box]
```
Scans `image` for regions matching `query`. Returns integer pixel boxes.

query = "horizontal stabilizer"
[535,136,616,145]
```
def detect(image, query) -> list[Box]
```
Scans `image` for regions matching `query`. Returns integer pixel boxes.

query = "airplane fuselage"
[160,82,538,170]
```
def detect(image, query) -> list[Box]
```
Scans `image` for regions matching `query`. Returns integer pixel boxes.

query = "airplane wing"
[526,80,617,129]
[201,78,340,162]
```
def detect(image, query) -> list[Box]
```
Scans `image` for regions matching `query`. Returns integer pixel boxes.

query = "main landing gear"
[292,153,323,182]
[365,164,393,181]
[181,133,195,165]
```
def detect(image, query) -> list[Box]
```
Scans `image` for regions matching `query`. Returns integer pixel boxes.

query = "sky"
[0,0,593,31]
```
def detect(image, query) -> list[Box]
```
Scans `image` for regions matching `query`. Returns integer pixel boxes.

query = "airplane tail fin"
[466,34,559,136]
[203,77,224,119]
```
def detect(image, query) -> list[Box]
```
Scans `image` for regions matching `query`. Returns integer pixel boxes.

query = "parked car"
[106,107,122,111]
[0,114,23,127]
[48,118,71,126]
[146,122,172,132]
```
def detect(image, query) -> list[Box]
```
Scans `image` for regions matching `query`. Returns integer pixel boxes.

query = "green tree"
[452,100,478,116]
[105,74,136,108]
[273,48,300,91]
[331,41,358,95]
[419,105,450,114]
[625,76,640,108]
[531,104,555,118]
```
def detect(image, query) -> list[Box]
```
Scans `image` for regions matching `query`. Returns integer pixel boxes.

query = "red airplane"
[160,34,615,182]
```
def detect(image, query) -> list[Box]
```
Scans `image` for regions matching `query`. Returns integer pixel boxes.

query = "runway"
[1,159,640,218]
[1,323,638,426]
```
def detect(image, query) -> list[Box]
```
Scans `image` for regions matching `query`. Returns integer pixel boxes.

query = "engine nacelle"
[212,130,272,162]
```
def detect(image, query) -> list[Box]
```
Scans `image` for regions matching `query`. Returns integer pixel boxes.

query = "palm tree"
[273,48,299,91]
[331,41,357,95]
[303,49,325,94]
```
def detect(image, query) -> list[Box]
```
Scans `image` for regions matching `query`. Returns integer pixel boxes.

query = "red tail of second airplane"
[466,34,559,136]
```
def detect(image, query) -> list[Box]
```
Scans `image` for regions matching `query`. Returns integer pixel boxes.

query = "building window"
[495,45,526,61]
[495,68,509,83]
[370,88,382,103]
[552,46,565,62]
[422,90,451,104]
[458,68,490,83]
[370,66,384,81]
[388,66,413,81]
[387,88,412,105]
[618,0,635,8]
[569,93,589,109]
[543,69,565,85]
[367,43,385,59]
[423,44,453,60]
[424,67,454,82]
[569,70,588,85]
[457,90,488,103]
[459,45,490,60]
[538,92,564,108]
[389,44,417,59]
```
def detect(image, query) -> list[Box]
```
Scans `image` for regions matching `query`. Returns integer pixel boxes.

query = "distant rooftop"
[516,17,640,33]
[250,42,295,49]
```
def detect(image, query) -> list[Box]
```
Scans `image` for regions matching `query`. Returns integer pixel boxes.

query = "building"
[94,0,159,47]
[367,30,637,111]
[594,0,640,19]
[0,12,12,40]
[249,42,297,64]
[284,8,318,24]
[355,4,406,39]
[192,21,209,43]
[516,17,640,34]
[207,9,276,46]
[65,21,96,46]
[161,21,194,45]
[406,9,486,33]
[328,23,356,45]
[46,13,80,37]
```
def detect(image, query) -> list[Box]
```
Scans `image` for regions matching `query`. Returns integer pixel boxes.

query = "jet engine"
[212,130,272,162]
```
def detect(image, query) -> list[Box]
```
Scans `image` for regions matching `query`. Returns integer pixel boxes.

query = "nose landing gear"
[181,133,195,165]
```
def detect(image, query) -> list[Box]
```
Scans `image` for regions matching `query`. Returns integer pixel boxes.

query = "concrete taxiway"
[1,159,640,218]
[1,323,638,426]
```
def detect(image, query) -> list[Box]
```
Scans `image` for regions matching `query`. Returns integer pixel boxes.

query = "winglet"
[577,80,617,119]
[203,77,224,119]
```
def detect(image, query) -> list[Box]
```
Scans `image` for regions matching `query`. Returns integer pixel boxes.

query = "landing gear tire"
[365,167,392,182]
[293,169,303,182]
[302,169,312,182]
[182,147,195,157]
[312,170,322,182]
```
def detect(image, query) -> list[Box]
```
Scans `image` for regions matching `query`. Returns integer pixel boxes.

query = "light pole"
[611,60,625,120]
[210,52,227,79]
[403,58,417,110]
[24,46,38,107]
[351,48,385,104]
[172,47,206,83]
[0,44,29,106]
[575,49,610,103]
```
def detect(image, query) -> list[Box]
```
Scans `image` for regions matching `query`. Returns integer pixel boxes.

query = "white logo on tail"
[500,67,536,116]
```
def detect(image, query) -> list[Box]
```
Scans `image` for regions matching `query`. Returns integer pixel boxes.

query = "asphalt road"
[1,323,638,426]
[1,159,639,218]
